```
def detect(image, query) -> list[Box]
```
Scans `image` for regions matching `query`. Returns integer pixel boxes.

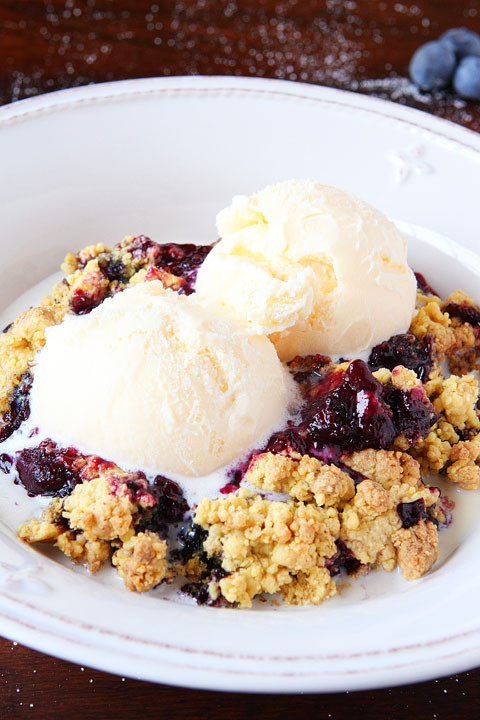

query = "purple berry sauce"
[325,540,361,576]
[15,441,83,497]
[414,271,438,297]
[397,498,427,529]
[136,476,189,537]
[444,301,480,329]
[368,333,433,382]
[251,360,437,483]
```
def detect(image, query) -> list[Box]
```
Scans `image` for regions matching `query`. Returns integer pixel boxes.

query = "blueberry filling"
[266,360,436,458]
[397,498,427,529]
[136,476,188,537]
[176,520,230,605]
[444,301,480,329]
[368,332,433,382]
[325,540,361,576]
[15,441,83,497]
[176,521,208,564]
[0,453,13,473]
[414,271,438,297]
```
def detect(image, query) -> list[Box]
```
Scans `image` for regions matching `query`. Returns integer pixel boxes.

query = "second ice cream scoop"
[195,180,417,360]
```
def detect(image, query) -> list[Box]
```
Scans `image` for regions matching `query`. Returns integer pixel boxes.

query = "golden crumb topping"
[342,449,421,491]
[410,301,455,360]
[0,306,60,414]
[338,450,438,577]
[246,452,355,507]
[62,476,138,542]
[392,520,438,580]
[447,434,480,490]
[194,489,339,607]
[56,531,111,573]
[112,531,168,592]
[425,372,480,431]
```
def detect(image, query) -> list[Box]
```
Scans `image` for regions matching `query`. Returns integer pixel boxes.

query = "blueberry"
[453,56,480,100]
[440,28,480,59]
[409,41,456,91]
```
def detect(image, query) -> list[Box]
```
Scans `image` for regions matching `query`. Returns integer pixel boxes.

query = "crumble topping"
[342,448,421,490]
[112,531,168,592]
[56,532,111,574]
[425,372,480,431]
[447,435,480,490]
[194,489,339,607]
[62,475,138,542]
[245,452,355,507]
[410,300,455,361]
[392,520,438,580]
[340,462,439,579]
[17,454,172,589]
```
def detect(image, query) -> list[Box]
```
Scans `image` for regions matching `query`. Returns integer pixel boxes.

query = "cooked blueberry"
[409,41,456,91]
[15,441,82,497]
[444,299,480,327]
[137,476,189,535]
[325,540,361,577]
[368,333,432,382]
[414,271,438,297]
[440,27,480,59]
[453,56,480,100]
[397,499,427,529]
[0,454,13,474]
[176,521,208,562]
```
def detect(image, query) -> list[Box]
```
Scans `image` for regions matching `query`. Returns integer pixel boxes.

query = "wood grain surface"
[1,1,480,718]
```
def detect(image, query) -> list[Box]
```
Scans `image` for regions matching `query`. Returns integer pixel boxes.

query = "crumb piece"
[56,531,111,573]
[392,520,438,580]
[373,365,424,389]
[74,243,109,269]
[0,306,59,413]
[447,435,480,490]
[339,450,439,574]
[194,489,339,607]
[444,290,475,308]
[18,518,63,543]
[18,498,65,543]
[281,567,336,606]
[414,429,452,473]
[68,258,110,310]
[342,449,421,491]
[410,301,455,360]
[246,452,354,506]
[62,475,138,541]
[112,531,168,592]
[426,373,480,431]
[353,479,392,516]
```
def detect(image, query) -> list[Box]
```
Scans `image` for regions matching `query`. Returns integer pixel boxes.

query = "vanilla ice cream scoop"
[30,282,291,477]
[195,180,417,360]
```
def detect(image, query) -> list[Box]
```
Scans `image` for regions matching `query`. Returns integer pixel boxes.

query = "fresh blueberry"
[409,41,456,91]
[440,27,480,59]
[453,56,480,100]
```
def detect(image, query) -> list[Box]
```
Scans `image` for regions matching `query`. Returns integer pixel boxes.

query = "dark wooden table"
[1,1,480,717]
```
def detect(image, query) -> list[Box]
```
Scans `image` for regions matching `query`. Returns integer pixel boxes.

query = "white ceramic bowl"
[1,77,480,693]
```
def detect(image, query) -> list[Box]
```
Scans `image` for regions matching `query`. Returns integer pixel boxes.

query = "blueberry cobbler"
[1,180,479,608]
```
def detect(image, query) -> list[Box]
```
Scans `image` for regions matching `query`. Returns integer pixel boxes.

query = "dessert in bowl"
[1,179,479,608]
